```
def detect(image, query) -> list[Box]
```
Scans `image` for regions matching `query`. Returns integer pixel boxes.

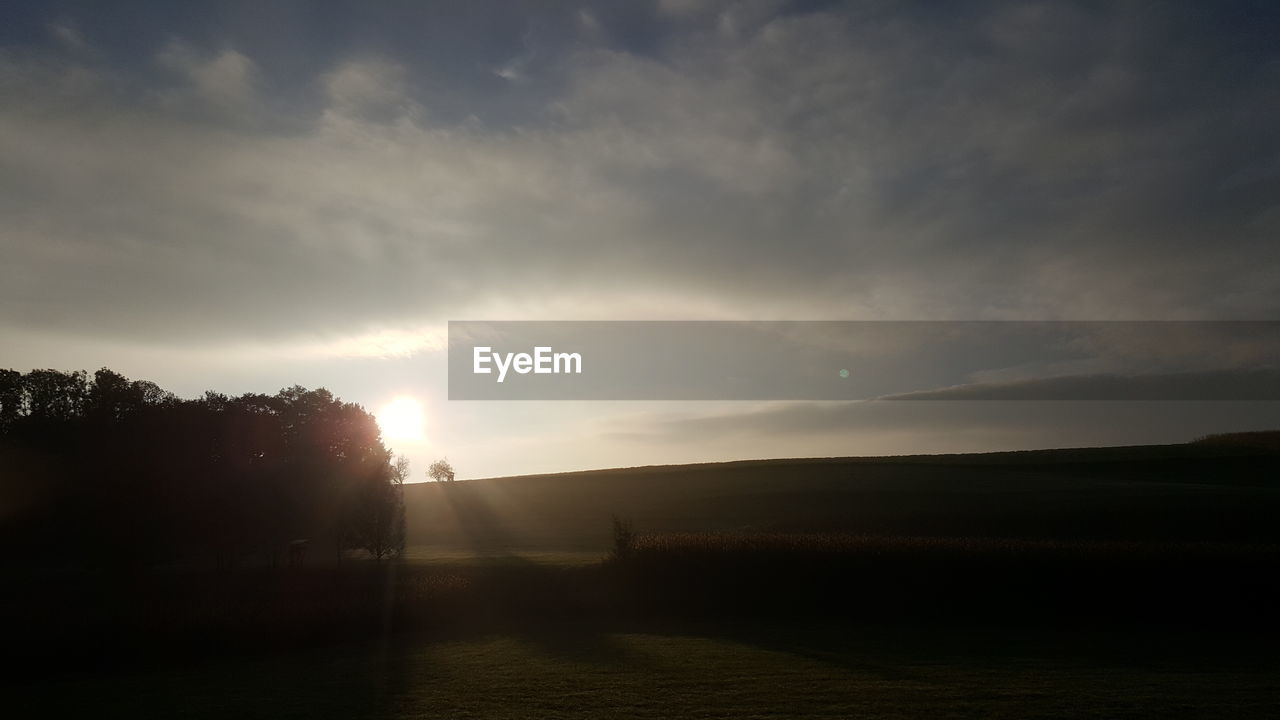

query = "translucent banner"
[447,321,1280,401]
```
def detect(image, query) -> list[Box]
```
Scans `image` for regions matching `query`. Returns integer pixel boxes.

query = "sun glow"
[376,395,427,444]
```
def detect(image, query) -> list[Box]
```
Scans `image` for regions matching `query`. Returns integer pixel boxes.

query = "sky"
[3,1,1279,479]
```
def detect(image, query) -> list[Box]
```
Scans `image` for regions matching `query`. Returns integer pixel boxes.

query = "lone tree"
[427,458,455,483]
[352,454,408,561]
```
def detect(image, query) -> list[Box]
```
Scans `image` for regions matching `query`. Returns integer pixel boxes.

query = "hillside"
[404,436,1280,552]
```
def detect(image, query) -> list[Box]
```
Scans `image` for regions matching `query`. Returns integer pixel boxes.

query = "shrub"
[610,515,635,562]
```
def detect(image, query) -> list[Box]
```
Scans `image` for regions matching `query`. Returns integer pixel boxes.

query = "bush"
[610,515,635,561]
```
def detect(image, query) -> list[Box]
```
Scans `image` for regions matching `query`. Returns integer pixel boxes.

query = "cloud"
[156,40,259,116]
[599,398,1280,457]
[47,20,91,56]
[300,324,447,359]
[323,58,413,121]
[0,2,1277,366]
[879,368,1280,402]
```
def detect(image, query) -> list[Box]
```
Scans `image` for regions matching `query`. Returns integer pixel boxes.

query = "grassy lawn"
[13,626,1277,719]
[399,545,606,567]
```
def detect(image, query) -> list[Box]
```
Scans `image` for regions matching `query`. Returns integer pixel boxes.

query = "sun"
[376,395,426,444]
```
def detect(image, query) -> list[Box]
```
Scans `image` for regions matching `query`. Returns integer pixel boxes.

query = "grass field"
[399,545,605,566]
[14,624,1279,719]
[405,441,1280,553]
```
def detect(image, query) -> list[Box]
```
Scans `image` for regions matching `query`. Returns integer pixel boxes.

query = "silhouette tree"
[0,369,23,431]
[22,369,88,422]
[428,458,455,483]
[351,454,408,560]
[0,368,407,569]
[611,515,636,561]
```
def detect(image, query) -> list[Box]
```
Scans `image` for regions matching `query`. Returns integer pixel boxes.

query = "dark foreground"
[11,619,1279,719]
[7,436,1280,717]
[7,536,1280,719]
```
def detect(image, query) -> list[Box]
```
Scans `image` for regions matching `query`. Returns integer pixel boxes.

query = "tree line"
[0,368,406,569]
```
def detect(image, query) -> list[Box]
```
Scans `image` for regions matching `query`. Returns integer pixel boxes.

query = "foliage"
[0,367,406,567]
[350,455,407,560]
[427,458,455,483]
[610,515,635,561]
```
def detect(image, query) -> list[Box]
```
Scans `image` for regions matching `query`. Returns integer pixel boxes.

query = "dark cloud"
[1,0,1278,354]
[601,398,1280,452]
[880,368,1280,402]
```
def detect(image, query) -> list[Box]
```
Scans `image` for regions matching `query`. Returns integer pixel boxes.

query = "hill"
[404,435,1280,553]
